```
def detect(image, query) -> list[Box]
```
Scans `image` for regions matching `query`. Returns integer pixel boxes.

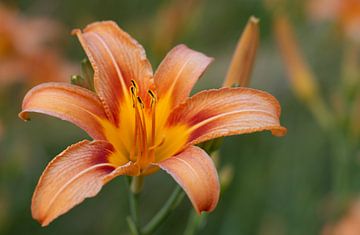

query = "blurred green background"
[0,0,357,234]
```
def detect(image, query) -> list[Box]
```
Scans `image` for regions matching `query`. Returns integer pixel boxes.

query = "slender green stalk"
[341,41,360,103]
[129,189,140,226]
[332,135,349,201]
[329,39,360,217]
[307,95,333,131]
[127,216,140,235]
[184,211,207,235]
[126,178,186,235]
[131,176,144,194]
[141,185,185,235]
[126,140,220,235]
[126,177,142,235]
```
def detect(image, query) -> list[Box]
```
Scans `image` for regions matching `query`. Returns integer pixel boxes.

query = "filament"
[148,90,157,162]
[128,83,160,169]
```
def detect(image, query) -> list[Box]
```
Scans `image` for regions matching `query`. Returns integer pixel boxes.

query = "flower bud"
[223,16,259,88]
[70,58,94,91]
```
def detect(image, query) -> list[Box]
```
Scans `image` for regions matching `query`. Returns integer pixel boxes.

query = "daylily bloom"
[19,21,286,226]
[0,4,75,86]
[308,0,360,41]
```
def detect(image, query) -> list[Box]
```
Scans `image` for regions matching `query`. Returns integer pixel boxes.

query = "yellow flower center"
[128,80,157,169]
[102,80,189,174]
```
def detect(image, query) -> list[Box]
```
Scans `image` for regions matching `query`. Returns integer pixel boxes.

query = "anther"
[148,90,156,99]
[130,86,136,95]
[130,86,137,108]
[148,90,157,107]
[137,96,144,109]
[130,79,138,88]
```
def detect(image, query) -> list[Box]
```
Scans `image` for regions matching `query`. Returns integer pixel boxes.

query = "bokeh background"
[0,0,359,234]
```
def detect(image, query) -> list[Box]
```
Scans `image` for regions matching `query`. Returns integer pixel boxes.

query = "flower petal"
[167,87,287,145]
[154,44,213,107]
[73,21,153,123]
[19,82,107,140]
[155,145,219,213]
[32,140,139,226]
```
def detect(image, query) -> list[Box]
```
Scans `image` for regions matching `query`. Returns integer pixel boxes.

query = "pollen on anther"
[137,96,144,109]
[130,86,136,95]
[148,90,156,99]
[148,90,157,107]
[130,79,138,90]
[130,86,137,107]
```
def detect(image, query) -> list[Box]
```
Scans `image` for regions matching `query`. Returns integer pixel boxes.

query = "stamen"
[129,81,141,162]
[130,79,138,91]
[137,101,148,167]
[130,86,136,96]
[130,86,137,108]
[148,90,157,162]
[137,96,144,109]
[148,90,157,103]
[129,86,138,161]
[129,84,160,169]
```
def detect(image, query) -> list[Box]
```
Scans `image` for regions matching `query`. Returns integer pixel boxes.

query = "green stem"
[333,138,348,197]
[341,40,360,103]
[126,177,142,235]
[131,176,144,194]
[127,216,140,235]
[330,133,353,218]
[141,185,185,235]
[307,95,333,131]
[184,211,207,235]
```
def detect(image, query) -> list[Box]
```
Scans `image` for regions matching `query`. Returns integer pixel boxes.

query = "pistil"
[136,96,148,168]
[129,81,161,171]
[129,84,138,162]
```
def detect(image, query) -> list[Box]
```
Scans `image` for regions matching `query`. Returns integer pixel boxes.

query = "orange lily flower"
[19,21,286,226]
[151,0,203,56]
[308,0,360,41]
[322,200,360,235]
[0,4,75,86]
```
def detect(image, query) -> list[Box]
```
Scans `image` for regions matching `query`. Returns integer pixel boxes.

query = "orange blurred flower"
[274,15,319,102]
[323,200,360,235]
[0,4,75,87]
[274,15,333,129]
[308,0,360,41]
[19,21,286,226]
[151,0,203,56]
